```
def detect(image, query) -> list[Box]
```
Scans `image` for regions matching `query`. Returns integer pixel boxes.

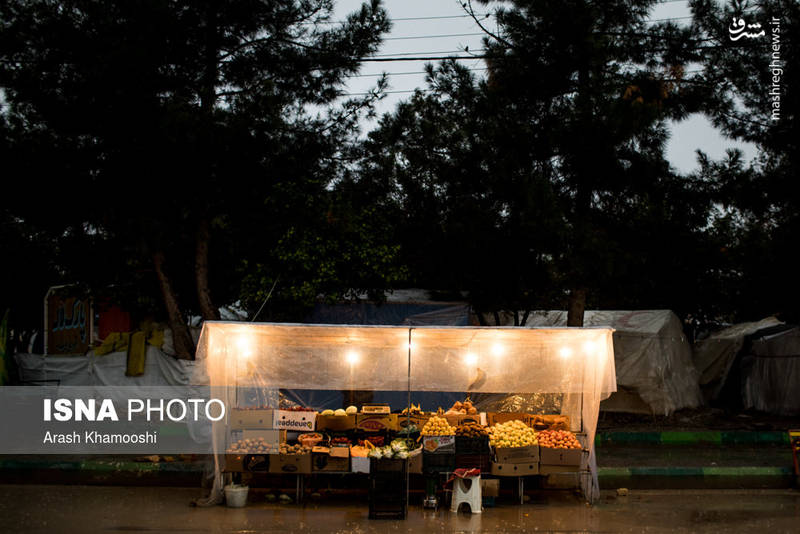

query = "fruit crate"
[369,464,408,520]
[454,453,491,472]
[423,451,455,474]
[455,436,490,455]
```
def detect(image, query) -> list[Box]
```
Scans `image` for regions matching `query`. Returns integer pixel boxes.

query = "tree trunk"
[153,251,195,359]
[567,288,586,327]
[195,218,219,321]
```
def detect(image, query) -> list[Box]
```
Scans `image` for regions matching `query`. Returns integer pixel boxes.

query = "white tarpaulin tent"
[694,317,799,415]
[491,310,702,416]
[693,316,782,402]
[196,322,616,503]
[745,326,800,415]
[14,346,201,387]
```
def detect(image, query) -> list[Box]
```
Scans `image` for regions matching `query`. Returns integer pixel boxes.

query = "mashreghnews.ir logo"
[727,2,782,121]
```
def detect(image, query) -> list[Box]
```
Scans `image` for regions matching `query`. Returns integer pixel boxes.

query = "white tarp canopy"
[196,322,617,503]
[14,346,201,388]
[490,310,703,416]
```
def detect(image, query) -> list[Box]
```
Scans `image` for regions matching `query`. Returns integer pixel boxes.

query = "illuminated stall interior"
[196,322,616,502]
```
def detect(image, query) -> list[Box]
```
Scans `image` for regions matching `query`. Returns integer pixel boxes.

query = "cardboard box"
[422,435,455,453]
[539,447,582,466]
[487,412,530,427]
[272,410,316,431]
[316,415,356,432]
[230,409,274,430]
[494,444,539,464]
[269,453,312,474]
[361,403,391,414]
[312,451,350,472]
[539,464,581,475]
[357,414,399,432]
[481,478,500,497]
[443,413,482,428]
[491,462,538,476]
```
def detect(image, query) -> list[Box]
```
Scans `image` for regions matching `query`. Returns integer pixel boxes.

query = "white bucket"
[224,484,249,508]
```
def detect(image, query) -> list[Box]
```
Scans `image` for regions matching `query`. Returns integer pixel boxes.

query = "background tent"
[694,317,799,414]
[744,326,800,415]
[490,310,702,416]
[693,317,783,405]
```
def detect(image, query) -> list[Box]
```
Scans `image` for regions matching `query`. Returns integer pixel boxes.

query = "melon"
[345,406,358,415]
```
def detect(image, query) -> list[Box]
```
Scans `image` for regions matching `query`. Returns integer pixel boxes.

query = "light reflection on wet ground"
[0,485,798,533]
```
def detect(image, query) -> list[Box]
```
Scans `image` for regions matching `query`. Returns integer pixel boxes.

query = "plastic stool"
[450,475,482,513]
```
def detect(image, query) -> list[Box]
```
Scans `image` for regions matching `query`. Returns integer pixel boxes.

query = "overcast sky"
[334,0,757,175]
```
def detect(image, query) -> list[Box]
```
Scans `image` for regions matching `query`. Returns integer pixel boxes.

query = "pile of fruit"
[227,437,276,453]
[330,436,350,446]
[445,400,478,415]
[401,403,424,415]
[537,429,581,450]
[319,406,358,416]
[455,421,488,437]
[421,415,455,436]
[488,420,538,448]
[278,443,312,455]
[358,436,385,447]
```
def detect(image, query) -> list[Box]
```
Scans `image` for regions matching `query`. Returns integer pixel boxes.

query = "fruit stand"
[195,323,616,509]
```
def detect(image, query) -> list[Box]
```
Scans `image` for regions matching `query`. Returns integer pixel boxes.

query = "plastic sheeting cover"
[743,326,800,415]
[196,322,616,503]
[511,310,701,415]
[693,316,782,398]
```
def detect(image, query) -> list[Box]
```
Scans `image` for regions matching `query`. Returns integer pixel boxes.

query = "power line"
[384,32,484,41]
[348,68,488,78]
[301,13,493,25]
[372,49,486,57]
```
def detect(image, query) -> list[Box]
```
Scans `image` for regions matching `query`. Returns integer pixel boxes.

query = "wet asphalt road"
[0,485,798,533]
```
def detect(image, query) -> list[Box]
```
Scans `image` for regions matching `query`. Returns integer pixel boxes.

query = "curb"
[0,458,204,473]
[598,465,795,489]
[596,431,790,446]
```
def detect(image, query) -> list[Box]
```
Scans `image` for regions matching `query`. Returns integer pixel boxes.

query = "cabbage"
[390,440,408,453]
[368,448,382,459]
[397,451,409,459]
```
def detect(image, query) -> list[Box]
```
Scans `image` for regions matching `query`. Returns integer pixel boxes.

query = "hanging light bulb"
[559,347,572,359]
[236,335,253,359]
[490,343,505,357]
[464,352,478,366]
[345,350,360,365]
